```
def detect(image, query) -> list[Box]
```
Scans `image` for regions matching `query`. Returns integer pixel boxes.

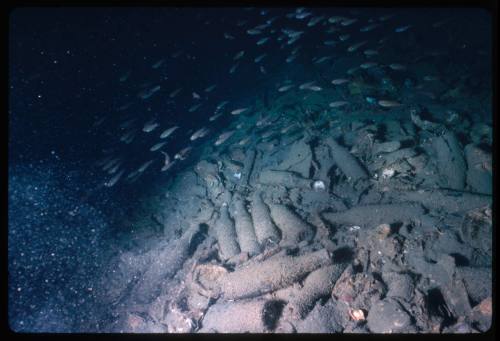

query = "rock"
[258,169,313,189]
[382,272,415,301]
[468,297,492,332]
[373,141,401,154]
[367,298,414,333]
[294,300,343,333]
[275,137,312,178]
[460,207,492,267]
[322,202,426,229]
[457,267,491,305]
[431,130,467,190]
[199,299,281,333]
[325,137,369,183]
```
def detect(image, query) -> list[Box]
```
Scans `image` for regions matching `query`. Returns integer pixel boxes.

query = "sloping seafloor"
[95,82,492,333]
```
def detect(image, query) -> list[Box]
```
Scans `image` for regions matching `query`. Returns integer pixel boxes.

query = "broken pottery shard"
[258,169,313,189]
[133,223,203,303]
[267,203,315,246]
[322,202,425,228]
[240,148,256,187]
[325,137,368,182]
[219,248,332,300]
[285,263,347,319]
[432,130,467,190]
[409,106,444,134]
[275,137,312,178]
[230,194,261,255]
[214,204,240,260]
[199,299,271,333]
[367,298,414,333]
[397,189,491,214]
[373,141,401,155]
[250,191,281,246]
[464,144,492,195]
[314,142,336,188]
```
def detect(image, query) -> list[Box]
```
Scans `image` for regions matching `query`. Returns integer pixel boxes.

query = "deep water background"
[8,7,492,332]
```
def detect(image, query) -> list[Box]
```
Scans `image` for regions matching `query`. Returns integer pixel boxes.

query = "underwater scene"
[8,6,493,333]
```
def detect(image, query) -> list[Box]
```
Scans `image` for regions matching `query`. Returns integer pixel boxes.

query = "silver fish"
[423,75,439,81]
[224,32,235,39]
[247,29,262,35]
[209,112,224,122]
[323,40,337,46]
[229,62,239,74]
[278,84,294,92]
[231,107,249,115]
[378,100,402,107]
[152,58,165,69]
[331,78,350,85]
[395,25,412,33]
[347,41,368,52]
[238,136,252,146]
[117,102,133,111]
[339,34,351,41]
[254,53,267,63]
[138,85,161,100]
[329,101,349,108]
[299,81,316,90]
[281,123,299,134]
[150,141,167,152]
[216,100,229,109]
[260,66,266,74]
[169,87,182,98]
[102,157,121,171]
[119,118,136,129]
[341,18,358,26]
[233,50,245,60]
[160,151,172,171]
[307,85,322,91]
[379,13,395,21]
[360,62,378,69]
[120,130,136,143]
[108,161,123,175]
[105,169,125,187]
[160,126,179,139]
[360,23,379,32]
[328,16,347,24]
[307,15,325,27]
[188,103,202,112]
[314,56,332,64]
[256,37,269,45]
[143,120,159,133]
[254,23,270,30]
[138,159,155,173]
[215,130,236,146]
[192,92,201,99]
[174,146,192,160]
[388,63,406,71]
[287,36,300,45]
[190,127,210,141]
[204,84,217,92]
[286,54,297,63]
[119,71,130,82]
[295,11,312,19]
[363,49,379,56]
